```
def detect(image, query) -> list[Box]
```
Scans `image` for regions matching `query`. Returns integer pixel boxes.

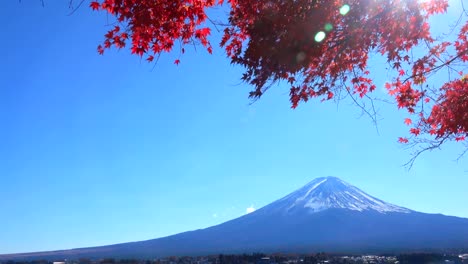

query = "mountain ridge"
[2,176,468,260]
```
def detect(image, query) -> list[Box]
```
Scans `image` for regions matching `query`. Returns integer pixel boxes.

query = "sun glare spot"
[324,23,333,32]
[314,31,326,42]
[340,4,350,15]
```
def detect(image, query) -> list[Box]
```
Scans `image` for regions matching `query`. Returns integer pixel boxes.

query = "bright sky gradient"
[1,0,467,255]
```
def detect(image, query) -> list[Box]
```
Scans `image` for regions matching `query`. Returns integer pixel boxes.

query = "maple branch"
[67,0,85,16]
[342,80,379,131]
[404,135,450,169]
[403,52,466,84]
[461,0,468,17]
[206,16,230,33]
[456,144,468,162]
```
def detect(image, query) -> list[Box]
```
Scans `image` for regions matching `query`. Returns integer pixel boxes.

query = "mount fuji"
[2,176,468,260]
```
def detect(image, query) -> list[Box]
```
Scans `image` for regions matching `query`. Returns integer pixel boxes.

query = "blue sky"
[1,0,467,255]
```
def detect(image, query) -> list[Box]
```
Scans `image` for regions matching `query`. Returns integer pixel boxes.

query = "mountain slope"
[2,176,468,260]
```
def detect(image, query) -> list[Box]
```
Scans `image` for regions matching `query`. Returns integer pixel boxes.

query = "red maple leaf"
[398,137,409,144]
[97,45,104,55]
[410,128,420,136]
[90,1,100,10]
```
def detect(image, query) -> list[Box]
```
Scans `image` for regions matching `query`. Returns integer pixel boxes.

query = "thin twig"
[68,0,85,16]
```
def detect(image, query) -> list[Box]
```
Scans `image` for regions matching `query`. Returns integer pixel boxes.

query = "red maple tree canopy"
[89,0,468,159]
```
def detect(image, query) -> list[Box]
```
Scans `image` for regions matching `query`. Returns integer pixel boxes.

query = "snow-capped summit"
[261,176,411,214]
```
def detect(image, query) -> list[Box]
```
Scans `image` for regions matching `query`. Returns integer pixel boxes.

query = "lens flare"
[314,31,326,42]
[340,4,350,15]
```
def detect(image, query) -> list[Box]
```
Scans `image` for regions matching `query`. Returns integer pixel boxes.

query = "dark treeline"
[398,253,463,263]
[1,252,467,264]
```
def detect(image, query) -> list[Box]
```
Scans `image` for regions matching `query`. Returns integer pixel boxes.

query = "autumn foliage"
[89,0,468,153]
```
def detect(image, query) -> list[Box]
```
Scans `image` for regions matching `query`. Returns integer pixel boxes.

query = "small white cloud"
[212,213,218,218]
[246,205,255,214]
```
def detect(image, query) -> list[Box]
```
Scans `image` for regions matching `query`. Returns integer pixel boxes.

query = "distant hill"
[2,176,468,260]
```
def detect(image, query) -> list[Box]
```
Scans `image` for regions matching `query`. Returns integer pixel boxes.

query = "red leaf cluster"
[90,0,215,60]
[90,0,468,147]
[222,0,429,106]
[424,78,468,140]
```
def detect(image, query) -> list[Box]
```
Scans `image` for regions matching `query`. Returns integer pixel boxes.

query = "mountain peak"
[262,176,410,214]
[303,176,348,189]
